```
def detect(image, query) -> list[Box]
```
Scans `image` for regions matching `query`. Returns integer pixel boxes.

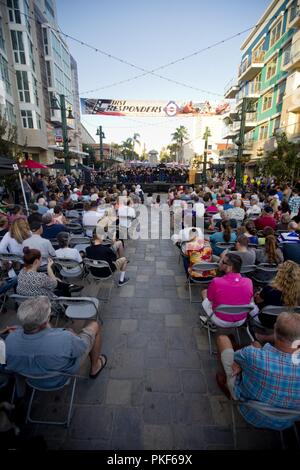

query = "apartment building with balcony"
[223,0,299,175]
[0,0,82,167]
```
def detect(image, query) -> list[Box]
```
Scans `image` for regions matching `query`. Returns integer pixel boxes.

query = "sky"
[56,0,271,153]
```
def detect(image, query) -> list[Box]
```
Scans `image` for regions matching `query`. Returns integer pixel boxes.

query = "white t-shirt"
[118,206,136,228]
[90,193,99,202]
[55,247,82,275]
[0,232,24,256]
[193,202,205,218]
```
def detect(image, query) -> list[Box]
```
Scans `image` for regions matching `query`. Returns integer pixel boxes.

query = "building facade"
[223,0,300,175]
[0,0,82,167]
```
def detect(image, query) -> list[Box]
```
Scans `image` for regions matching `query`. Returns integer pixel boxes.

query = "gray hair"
[42,212,53,225]
[234,199,241,207]
[288,221,298,231]
[274,312,300,345]
[17,296,51,332]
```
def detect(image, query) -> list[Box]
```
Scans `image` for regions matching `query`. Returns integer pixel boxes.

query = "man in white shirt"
[83,201,105,237]
[226,199,245,222]
[55,232,83,276]
[118,200,136,229]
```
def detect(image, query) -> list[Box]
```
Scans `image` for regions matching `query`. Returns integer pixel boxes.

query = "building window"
[277,81,286,104]
[259,123,269,140]
[16,70,30,102]
[5,100,16,125]
[7,0,21,24]
[269,19,282,48]
[36,112,42,129]
[24,0,31,33]
[29,39,35,72]
[289,0,298,23]
[21,110,33,128]
[45,0,55,19]
[43,28,49,55]
[46,61,52,87]
[272,117,281,134]
[266,58,277,80]
[33,77,39,106]
[262,91,273,112]
[282,42,292,66]
[0,18,5,52]
[0,54,12,95]
[11,30,26,64]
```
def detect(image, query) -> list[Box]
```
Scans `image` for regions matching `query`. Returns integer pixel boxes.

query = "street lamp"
[96,126,105,169]
[51,94,74,175]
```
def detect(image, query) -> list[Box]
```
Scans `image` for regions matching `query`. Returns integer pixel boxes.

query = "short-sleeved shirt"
[254,216,276,231]
[17,270,57,298]
[207,273,253,322]
[22,234,56,264]
[234,344,300,430]
[5,327,87,388]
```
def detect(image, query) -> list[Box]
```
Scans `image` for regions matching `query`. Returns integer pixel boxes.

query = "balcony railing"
[238,50,265,79]
[237,81,261,101]
[224,78,239,99]
[289,6,300,27]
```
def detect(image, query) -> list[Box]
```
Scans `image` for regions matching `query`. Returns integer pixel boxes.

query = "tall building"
[223,0,300,176]
[0,0,83,167]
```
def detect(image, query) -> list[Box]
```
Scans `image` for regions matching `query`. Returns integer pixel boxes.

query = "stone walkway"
[1,235,286,450]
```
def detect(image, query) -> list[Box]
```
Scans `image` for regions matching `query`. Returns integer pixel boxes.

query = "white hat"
[73,188,79,193]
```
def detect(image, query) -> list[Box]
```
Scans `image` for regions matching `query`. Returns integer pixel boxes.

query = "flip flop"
[89,354,107,379]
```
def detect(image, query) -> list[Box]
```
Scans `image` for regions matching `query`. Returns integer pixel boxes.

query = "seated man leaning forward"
[5,296,107,387]
[201,252,257,328]
[216,313,300,430]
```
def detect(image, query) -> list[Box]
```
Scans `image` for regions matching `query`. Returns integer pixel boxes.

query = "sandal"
[89,354,107,379]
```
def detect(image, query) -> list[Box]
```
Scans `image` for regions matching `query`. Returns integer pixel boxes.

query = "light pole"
[203,127,211,184]
[96,126,105,169]
[51,94,74,175]
[235,97,256,191]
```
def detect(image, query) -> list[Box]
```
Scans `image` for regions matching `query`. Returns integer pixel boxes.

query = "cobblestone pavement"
[0,205,288,450]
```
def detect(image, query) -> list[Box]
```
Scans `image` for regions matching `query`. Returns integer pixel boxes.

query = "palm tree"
[121,138,134,161]
[171,126,189,163]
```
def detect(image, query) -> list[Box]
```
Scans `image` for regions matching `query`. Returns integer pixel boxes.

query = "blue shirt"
[5,327,87,388]
[234,344,300,430]
[209,231,237,255]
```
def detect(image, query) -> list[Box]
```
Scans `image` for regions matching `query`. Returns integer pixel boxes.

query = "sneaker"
[118,277,130,287]
[199,315,217,332]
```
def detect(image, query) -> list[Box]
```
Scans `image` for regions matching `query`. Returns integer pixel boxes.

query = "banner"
[80,98,230,118]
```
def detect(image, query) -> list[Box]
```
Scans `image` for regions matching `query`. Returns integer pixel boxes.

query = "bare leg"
[84,321,104,375]
[114,240,124,258]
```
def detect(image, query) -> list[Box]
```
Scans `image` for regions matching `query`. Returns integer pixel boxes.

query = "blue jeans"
[0,276,17,295]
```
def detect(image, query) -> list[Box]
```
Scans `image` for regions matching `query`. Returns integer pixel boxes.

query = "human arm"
[47,240,57,258]
[0,232,10,253]
[46,259,59,285]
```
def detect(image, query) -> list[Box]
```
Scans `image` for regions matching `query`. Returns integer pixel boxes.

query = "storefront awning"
[47,146,89,157]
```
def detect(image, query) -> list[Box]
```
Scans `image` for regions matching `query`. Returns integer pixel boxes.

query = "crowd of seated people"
[0,172,299,437]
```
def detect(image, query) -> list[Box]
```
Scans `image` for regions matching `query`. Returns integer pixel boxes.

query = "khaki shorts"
[78,326,96,365]
[113,257,127,271]
[221,348,237,399]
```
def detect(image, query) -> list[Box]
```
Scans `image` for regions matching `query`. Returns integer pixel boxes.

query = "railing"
[237,81,261,101]
[239,50,265,76]
[224,77,238,96]
[245,112,257,122]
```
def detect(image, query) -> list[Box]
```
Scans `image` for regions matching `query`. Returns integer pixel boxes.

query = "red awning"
[20,160,48,169]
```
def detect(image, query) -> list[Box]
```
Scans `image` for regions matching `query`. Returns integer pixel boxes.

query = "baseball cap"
[264,206,273,213]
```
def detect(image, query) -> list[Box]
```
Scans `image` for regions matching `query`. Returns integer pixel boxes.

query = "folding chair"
[188,262,217,304]
[69,236,91,249]
[251,263,278,286]
[11,371,87,428]
[215,242,235,250]
[240,264,257,275]
[0,253,23,264]
[53,257,84,281]
[230,399,300,449]
[83,258,116,301]
[201,303,254,355]
[55,296,102,323]
[83,225,97,237]
[247,305,300,339]
[65,222,84,235]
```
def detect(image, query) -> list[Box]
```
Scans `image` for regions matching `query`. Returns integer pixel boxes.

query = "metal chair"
[12,371,87,428]
[230,399,300,449]
[69,236,91,248]
[65,222,84,235]
[251,263,278,286]
[240,264,257,275]
[83,225,97,237]
[201,303,254,355]
[248,305,300,335]
[55,296,102,322]
[83,258,116,301]
[52,257,84,281]
[0,253,23,264]
[215,242,235,250]
[188,262,217,304]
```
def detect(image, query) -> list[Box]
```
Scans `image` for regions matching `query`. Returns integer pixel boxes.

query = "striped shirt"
[289,196,300,215]
[234,344,300,430]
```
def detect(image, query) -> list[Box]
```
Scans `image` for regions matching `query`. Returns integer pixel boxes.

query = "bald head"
[274,313,300,345]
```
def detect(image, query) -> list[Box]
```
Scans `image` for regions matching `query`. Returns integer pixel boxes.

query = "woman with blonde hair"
[254,260,300,329]
[0,218,31,256]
